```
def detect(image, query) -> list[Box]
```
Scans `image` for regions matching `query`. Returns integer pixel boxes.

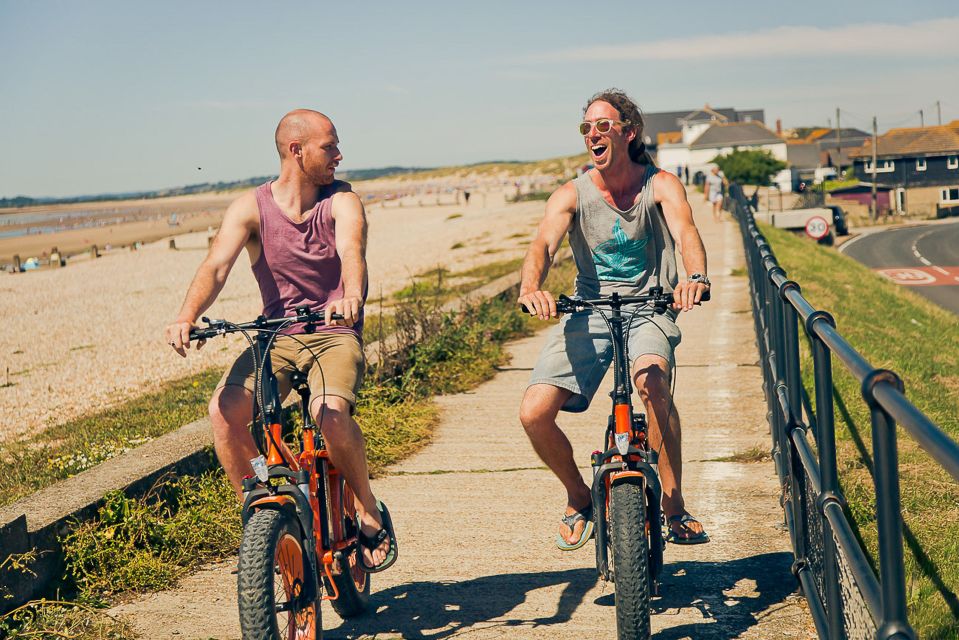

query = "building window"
[942,187,959,203]
[865,159,895,173]
[949,156,959,169]
[916,158,927,171]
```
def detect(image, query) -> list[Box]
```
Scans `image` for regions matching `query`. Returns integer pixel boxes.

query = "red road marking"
[876,267,959,286]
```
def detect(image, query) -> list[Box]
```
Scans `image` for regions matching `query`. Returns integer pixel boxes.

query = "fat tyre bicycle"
[527,286,707,639]
[191,307,370,640]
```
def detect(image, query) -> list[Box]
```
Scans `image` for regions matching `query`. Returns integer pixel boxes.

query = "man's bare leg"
[209,385,259,498]
[632,355,705,540]
[310,396,389,568]
[519,384,591,544]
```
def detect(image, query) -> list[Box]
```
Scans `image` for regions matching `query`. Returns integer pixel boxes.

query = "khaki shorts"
[217,331,365,410]
[528,308,681,413]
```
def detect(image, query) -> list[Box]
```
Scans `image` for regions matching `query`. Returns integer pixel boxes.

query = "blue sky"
[2,0,958,198]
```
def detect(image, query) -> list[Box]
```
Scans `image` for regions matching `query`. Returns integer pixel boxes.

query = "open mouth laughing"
[590,144,609,163]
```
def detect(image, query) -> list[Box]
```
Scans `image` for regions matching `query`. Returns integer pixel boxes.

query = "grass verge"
[761,223,959,639]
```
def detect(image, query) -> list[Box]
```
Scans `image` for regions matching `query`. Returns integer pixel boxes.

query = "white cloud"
[528,18,959,62]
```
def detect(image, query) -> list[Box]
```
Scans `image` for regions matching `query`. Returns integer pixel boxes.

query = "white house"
[656,116,786,183]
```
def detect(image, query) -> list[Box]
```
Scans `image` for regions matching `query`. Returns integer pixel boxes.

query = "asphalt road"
[839,220,959,315]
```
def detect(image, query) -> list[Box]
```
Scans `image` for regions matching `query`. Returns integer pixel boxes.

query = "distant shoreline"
[0,192,235,266]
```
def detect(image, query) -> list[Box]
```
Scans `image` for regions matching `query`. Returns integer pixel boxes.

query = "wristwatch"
[688,273,711,286]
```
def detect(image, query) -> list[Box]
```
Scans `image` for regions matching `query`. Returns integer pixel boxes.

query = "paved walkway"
[112,196,816,639]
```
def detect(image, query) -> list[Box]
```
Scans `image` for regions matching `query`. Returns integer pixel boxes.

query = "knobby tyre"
[324,480,370,618]
[609,481,651,639]
[238,508,321,640]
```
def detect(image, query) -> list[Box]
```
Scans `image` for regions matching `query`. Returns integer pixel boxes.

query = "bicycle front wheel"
[609,481,651,639]
[238,509,321,640]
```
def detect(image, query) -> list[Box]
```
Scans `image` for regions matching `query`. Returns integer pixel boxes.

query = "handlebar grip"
[701,290,711,302]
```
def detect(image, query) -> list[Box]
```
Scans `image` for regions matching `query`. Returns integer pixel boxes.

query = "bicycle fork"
[591,423,664,583]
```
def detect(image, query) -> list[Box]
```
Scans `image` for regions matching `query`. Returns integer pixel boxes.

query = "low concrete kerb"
[0,256,564,612]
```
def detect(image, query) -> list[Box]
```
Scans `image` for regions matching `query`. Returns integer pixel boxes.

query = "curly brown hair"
[583,88,653,165]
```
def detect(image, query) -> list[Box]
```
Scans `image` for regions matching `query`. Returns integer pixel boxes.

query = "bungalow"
[849,120,959,217]
[657,120,786,183]
[642,105,765,155]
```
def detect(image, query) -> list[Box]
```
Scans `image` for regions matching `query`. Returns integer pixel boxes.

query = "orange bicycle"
[191,307,369,640]
[525,287,707,639]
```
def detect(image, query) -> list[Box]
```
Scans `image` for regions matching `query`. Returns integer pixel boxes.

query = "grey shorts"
[528,309,681,413]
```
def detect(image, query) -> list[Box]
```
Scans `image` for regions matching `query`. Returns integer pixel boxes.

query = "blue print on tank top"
[591,218,647,282]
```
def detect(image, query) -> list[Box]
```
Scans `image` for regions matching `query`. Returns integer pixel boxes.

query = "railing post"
[780,290,809,579]
[808,311,847,640]
[865,371,918,640]
[767,266,789,487]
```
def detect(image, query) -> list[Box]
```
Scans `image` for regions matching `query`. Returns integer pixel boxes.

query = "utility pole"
[871,116,878,222]
[836,108,842,175]
[936,100,942,125]
[920,109,924,127]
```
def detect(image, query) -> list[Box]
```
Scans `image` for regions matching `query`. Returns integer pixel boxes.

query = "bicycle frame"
[194,311,361,607]
[581,292,665,593]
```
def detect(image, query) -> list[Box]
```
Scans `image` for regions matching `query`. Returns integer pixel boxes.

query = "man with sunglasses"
[165,109,396,573]
[518,89,711,549]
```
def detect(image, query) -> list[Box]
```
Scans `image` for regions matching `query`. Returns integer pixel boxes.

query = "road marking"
[911,228,943,271]
[876,267,959,286]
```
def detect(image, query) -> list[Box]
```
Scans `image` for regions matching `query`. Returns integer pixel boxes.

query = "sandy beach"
[0,183,548,442]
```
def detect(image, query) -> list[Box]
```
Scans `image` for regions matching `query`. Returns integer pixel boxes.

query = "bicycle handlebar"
[520,286,710,315]
[189,306,345,341]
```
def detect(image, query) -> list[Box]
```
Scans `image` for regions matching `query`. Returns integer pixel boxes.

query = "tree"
[712,149,787,186]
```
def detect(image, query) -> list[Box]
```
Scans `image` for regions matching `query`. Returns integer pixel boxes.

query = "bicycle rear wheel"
[609,481,651,639]
[324,480,370,618]
[238,508,321,640]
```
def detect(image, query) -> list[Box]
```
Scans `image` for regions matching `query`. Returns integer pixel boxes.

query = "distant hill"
[0,176,276,208]
[0,156,585,207]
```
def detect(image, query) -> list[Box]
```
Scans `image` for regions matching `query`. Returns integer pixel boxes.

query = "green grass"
[761,223,959,638]
[507,190,553,203]
[823,178,860,192]
[0,370,223,508]
[707,445,771,463]
[390,257,525,305]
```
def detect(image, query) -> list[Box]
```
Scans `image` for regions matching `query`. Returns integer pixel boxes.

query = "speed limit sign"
[805,215,830,240]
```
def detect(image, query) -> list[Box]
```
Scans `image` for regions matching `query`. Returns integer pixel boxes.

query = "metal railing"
[728,183,959,639]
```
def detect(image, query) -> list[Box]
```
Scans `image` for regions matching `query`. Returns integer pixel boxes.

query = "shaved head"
[275,109,333,159]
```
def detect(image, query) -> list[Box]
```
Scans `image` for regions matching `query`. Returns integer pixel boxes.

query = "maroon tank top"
[251,180,363,337]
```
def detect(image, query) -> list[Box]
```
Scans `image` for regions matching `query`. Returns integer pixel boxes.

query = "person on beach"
[164,109,396,572]
[517,89,711,550]
[705,165,728,222]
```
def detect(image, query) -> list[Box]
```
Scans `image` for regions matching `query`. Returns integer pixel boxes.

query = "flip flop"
[666,513,710,545]
[357,500,398,573]
[555,503,594,551]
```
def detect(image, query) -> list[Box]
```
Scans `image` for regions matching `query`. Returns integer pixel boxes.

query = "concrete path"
[111,198,816,639]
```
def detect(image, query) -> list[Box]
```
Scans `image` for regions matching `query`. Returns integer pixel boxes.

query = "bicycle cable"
[232,319,336,457]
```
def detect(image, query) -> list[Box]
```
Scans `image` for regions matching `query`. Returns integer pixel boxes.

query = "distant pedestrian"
[464,190,471,205]
[683,166,689,185]
[704,166,728,222]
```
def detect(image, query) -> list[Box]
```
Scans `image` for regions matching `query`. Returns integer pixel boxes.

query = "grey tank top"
[569,168,678,298]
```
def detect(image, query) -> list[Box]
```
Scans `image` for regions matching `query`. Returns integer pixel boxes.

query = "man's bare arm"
[655,172,709,312]
[165,191,257,356]
[329,190,368,327]
[518,182,576,319]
